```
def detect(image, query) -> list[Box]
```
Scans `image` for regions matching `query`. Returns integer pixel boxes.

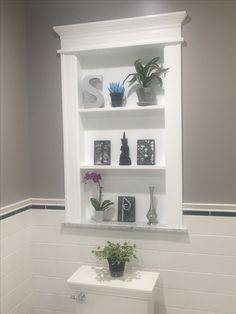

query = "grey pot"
[136,87,157,106]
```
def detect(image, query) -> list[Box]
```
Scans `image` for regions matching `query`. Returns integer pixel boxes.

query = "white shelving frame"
[54,11,187,231]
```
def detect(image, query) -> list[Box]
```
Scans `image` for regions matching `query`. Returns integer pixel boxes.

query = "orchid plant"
[83,172,114,211]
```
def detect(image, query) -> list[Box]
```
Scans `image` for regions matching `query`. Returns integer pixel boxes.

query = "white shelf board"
[63,220,187,233]
[78,105,164,119]
[80,165,165,171]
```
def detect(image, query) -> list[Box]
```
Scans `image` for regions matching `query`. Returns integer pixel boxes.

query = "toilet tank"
[67,265,159,314]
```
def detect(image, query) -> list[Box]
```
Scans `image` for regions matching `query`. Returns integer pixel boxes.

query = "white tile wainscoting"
[1,203,236,314]
[0,210,32,314]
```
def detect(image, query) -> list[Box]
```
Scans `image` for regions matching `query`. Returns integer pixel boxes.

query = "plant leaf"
[143,63,161,77]
[145,57,160,68]
[101,200,113,207]
[101,201,114,210]
[145,73,163,87]
[134,59,143,74]
[90,198,100,210]
[123,73,137,84]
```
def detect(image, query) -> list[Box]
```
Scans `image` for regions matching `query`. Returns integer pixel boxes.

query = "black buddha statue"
[119,132,131,165]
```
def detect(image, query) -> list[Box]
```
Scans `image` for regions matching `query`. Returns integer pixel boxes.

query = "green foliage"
[92,241,137,264]
[90,198,114,211]
[123,57,169,88]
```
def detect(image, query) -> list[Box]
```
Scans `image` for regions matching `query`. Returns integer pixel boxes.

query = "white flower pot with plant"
[83,172,114,222]
[123,57,168,106]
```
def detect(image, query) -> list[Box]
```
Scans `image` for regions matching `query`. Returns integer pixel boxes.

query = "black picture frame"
[94,140,111,165]
[118,196,135,222]
[137,139,155,165]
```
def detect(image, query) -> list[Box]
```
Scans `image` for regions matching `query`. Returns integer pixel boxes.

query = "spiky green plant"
[123,57,168,88]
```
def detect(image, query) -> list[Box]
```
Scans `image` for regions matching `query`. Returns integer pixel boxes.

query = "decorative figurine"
[146,186,158,225]
[82,75,105,108]
[119,132,131,165]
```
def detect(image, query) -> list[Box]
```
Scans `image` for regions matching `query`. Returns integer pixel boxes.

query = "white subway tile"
[33,292,77,313]
[157,288,236,314]
[32,210,65,226]
[158,270,236,295]
[184,215,236,236]
[0,210,32,239]
[33,276,71,295]
[1,278,32,314]
[33,260,80,279]
[0,226,31,258]
[9,293,33,314]
[1,262,32,297]
[1,244,31,276]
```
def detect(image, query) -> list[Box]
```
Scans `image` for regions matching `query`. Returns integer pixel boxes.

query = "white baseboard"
[30,198,65,206]
[0,198,31,215]
[183,202,236,212]
[0,198,65,216]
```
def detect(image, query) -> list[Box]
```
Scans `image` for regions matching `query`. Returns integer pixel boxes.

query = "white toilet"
[68,265,159,314]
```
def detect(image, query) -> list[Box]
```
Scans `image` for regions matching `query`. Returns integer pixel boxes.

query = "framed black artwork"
[118,196,135,222]
[137,139,155,165]
[94,140,111,165]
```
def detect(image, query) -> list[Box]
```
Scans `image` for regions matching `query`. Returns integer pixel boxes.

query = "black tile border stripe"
[183,210,210,216]
[1,206,235,221]
[183,210,236,217]
[0,206,31,221]
[31,205,65,210]
[0,204,65,220]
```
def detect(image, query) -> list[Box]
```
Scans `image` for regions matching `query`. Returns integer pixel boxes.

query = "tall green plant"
[123,57,168,88]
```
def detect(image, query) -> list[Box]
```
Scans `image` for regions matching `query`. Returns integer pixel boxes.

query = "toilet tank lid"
[67,265,159,300]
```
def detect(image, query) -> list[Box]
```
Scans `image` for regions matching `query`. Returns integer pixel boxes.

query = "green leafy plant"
[123,57,169,88]
[92,241,137,265]
[108,82,125,94]
[90,198,114,211]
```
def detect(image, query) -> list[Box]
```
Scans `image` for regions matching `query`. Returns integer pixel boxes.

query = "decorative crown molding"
[53,11,187,53]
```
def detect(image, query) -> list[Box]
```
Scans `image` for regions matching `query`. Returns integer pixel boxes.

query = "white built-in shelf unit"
[54,11,187,232]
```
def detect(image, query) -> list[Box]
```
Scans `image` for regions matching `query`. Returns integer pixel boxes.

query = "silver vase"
[146,186,158,225]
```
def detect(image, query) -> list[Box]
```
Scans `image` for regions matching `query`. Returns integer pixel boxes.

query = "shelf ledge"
[62,220,187,233]
[80,165,165,170]
[78,105,164,119]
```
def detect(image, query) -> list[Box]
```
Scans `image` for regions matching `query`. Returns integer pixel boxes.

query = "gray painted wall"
[2,0,236,203]
[0,1,30,206]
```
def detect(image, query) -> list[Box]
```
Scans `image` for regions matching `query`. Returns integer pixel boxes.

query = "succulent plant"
[123,57,169,88]
[108,82,125,94]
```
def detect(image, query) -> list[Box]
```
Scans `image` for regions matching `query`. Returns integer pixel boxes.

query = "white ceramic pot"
[95,211,104,222]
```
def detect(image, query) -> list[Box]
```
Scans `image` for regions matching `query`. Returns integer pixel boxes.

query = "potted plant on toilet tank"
[123,57,168,106]
[92,241,137,277]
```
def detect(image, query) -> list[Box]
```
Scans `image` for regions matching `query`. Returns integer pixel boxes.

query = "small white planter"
[95,211,104,222]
